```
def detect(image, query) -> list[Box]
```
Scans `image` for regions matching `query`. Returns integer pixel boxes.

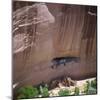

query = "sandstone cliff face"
[13,1,97,87]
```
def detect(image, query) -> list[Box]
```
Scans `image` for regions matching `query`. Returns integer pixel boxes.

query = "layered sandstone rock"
[13,1,97,89]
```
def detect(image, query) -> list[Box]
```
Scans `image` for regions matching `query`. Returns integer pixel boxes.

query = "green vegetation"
[87,79,97,94]
[91,79,97,89]
[83,81,90,94]
[39,85,49,97]
[15,78,97,99]
[74,87,80,95]
[83,79,97,95]
[16,86,39,99]
[87,86,97,94]
[58,89,70,96]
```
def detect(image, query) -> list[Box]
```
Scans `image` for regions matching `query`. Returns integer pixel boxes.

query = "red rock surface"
[13,1,97,89]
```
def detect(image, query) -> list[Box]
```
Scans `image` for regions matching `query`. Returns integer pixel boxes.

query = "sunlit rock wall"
[13,1,97,87]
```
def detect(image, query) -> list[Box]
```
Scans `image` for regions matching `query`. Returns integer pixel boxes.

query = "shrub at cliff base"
[74,87,80,95]
[17,86,39,99]
[58,89,70,96]
[39,85,49,97]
